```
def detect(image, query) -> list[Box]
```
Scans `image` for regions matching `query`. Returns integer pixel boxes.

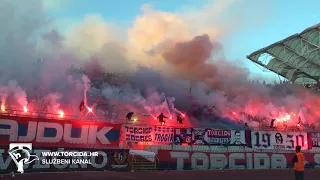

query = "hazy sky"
[47,0,320,82]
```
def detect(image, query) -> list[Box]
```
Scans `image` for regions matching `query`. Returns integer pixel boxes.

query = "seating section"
[130,155,157,171]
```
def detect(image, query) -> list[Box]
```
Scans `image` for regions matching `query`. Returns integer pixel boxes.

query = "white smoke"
[43,93,62,113]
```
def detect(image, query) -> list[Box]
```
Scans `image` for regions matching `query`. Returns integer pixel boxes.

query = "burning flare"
[23,106,28,113]
[58,110,64,118]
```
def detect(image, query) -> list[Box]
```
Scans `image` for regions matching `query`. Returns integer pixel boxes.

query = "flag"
[79,100,85,112]
[245,130,252,148]
[307,133,313,149]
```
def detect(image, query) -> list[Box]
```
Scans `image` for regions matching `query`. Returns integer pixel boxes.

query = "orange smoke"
[162,35,217,81]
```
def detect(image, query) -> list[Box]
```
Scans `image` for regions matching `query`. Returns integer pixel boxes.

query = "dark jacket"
[292,154,298,164]
[158,114,167,121]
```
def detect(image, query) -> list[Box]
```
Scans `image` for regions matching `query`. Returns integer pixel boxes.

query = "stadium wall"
[0,147,130,173]
[156,150,320,170]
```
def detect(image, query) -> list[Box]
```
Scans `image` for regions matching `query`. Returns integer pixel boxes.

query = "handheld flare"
[23,106,28,113]
[58,110,64,118]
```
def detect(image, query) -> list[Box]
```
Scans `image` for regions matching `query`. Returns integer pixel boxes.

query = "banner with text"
[0,116,121,149]
[157,150,320,170]
[205,129,231,145]
[0,146,129,173]
[124,125,152,142]
[309,132,320,147]
[152,126,174,143]
[192,129,246,145]
[251,131,308,150]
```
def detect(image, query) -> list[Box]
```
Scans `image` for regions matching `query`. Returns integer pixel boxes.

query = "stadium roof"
[247,23,320,84]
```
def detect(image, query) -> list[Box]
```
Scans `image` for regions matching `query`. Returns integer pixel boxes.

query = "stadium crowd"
[250,79,320,91]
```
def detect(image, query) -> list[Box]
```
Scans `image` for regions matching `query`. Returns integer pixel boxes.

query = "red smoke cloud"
[163,35,217,81]
[1,0,319,129]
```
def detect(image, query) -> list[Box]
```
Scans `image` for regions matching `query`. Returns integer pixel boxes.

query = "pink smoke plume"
[0,81,27,109]
[43,93,62,113]
[0,0,319,129]
[8,80,28,107]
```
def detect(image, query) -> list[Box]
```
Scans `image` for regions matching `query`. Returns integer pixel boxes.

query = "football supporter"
[292,145,305,180]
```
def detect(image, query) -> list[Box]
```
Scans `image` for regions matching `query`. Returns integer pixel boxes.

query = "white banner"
[310,132,320,147]
[205,129,231,145]
[251,131,308,150]
[124,125,152,142]
[230,130,246,145]
[152,126,174,143]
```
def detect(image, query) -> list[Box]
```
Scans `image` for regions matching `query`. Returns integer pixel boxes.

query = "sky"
[46,0,320,82]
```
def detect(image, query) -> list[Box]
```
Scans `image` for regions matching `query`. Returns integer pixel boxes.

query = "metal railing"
[0,109,319,132]
[0,109,78,120]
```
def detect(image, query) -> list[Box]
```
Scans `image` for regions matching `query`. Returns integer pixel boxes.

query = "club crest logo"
[114,151,127,165]
[111,151,128,169]
[8,143,39,173]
